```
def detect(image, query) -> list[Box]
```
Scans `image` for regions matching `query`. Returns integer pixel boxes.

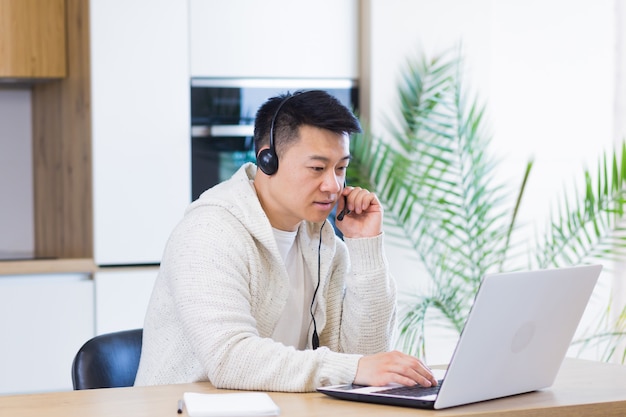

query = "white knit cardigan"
[134,163,396,392]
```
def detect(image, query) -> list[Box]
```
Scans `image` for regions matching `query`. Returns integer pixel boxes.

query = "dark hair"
[253,89,362,158]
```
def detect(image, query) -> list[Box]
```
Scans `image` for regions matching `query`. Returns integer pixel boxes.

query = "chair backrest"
[71,328,143,390]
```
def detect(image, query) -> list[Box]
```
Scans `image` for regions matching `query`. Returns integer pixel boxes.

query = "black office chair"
[71,328,143,390]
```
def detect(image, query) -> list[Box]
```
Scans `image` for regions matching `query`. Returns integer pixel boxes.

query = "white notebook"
[183,392,280,417]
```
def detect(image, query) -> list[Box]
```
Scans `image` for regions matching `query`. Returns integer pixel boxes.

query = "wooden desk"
[1,358,625,417]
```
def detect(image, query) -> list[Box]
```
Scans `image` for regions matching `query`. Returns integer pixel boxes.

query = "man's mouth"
[315,200,336,210]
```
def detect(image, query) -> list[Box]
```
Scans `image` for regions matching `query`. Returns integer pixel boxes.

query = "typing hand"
[354,351,438,388]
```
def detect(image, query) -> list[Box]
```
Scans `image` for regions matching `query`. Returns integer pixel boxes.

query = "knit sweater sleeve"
[320,233,397,355]
[160,205,362,392]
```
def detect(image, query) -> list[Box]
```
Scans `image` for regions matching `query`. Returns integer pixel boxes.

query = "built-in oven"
[190,78,359,201]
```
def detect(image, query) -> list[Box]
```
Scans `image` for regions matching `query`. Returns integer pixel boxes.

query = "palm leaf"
[536,143,626,268]
[350,47,529,359]
[350,45,626,363]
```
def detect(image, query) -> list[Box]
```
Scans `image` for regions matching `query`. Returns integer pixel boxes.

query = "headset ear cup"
[260,94,293,176]
[258,148,278,175]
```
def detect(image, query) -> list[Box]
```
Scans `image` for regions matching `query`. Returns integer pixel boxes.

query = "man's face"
[262,124,350,231]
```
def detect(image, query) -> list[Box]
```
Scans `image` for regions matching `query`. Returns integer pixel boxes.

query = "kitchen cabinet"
[32,0,191,265]
[189,0,359,79]
[94,268,157,335]
[0,0,66,79]
[90,0,191,265]
[0,273,94,394]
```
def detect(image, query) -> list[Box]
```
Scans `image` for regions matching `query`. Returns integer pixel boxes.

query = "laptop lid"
[317,264,602,410]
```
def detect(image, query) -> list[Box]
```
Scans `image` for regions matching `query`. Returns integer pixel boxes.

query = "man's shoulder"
[189,171,258,216]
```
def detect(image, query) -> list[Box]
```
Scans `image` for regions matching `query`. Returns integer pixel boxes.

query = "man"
[134,90,436,392]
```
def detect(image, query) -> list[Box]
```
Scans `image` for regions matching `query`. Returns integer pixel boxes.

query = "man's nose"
[322,172,342,193]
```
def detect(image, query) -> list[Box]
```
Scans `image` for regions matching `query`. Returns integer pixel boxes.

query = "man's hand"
[336,186,383,238]
[354,351,438,387]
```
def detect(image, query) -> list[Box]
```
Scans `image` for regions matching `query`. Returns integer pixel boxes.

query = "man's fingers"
[355,351,437,387]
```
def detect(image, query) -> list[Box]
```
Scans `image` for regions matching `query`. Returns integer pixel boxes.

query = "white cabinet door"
[91,0,191,265]
[190,0,359,79]
[94,268,158,335]
[0,274,94,394]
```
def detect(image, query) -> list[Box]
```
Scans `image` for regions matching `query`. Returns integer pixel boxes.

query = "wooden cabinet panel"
[0,0,67,79]
[32,0,91,259]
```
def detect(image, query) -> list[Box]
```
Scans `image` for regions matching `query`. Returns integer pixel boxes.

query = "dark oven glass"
[190,79,359,201]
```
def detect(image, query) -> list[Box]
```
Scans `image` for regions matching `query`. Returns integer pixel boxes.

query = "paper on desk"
[183,392,280,417]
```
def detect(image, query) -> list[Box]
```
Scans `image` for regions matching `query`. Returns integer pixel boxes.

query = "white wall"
[0,88,34,259]
[489,1,617,362]
[365,0,618,364]
[490,0,614,237]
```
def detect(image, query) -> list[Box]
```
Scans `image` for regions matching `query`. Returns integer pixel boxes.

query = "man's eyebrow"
[308,155,352,162]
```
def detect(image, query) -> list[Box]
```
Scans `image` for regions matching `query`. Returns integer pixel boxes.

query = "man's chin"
[305,212,333,225]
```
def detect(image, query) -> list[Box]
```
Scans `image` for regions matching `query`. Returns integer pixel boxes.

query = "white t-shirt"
[271,227,314,349]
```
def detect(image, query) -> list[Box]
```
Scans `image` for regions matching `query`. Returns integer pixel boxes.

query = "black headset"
[257,94,294,176]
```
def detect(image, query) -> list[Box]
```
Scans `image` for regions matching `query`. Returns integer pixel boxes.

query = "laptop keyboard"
[377,380,443,398]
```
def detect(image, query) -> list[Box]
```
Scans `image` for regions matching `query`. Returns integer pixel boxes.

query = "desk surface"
[2,358,625,417]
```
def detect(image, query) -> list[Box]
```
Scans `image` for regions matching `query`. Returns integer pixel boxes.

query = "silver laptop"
[318,264,602,409]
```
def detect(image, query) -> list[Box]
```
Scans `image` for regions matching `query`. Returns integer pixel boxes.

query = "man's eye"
[311,166,325,172]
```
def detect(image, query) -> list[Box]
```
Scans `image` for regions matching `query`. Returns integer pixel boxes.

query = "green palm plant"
[348,46,626,362]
